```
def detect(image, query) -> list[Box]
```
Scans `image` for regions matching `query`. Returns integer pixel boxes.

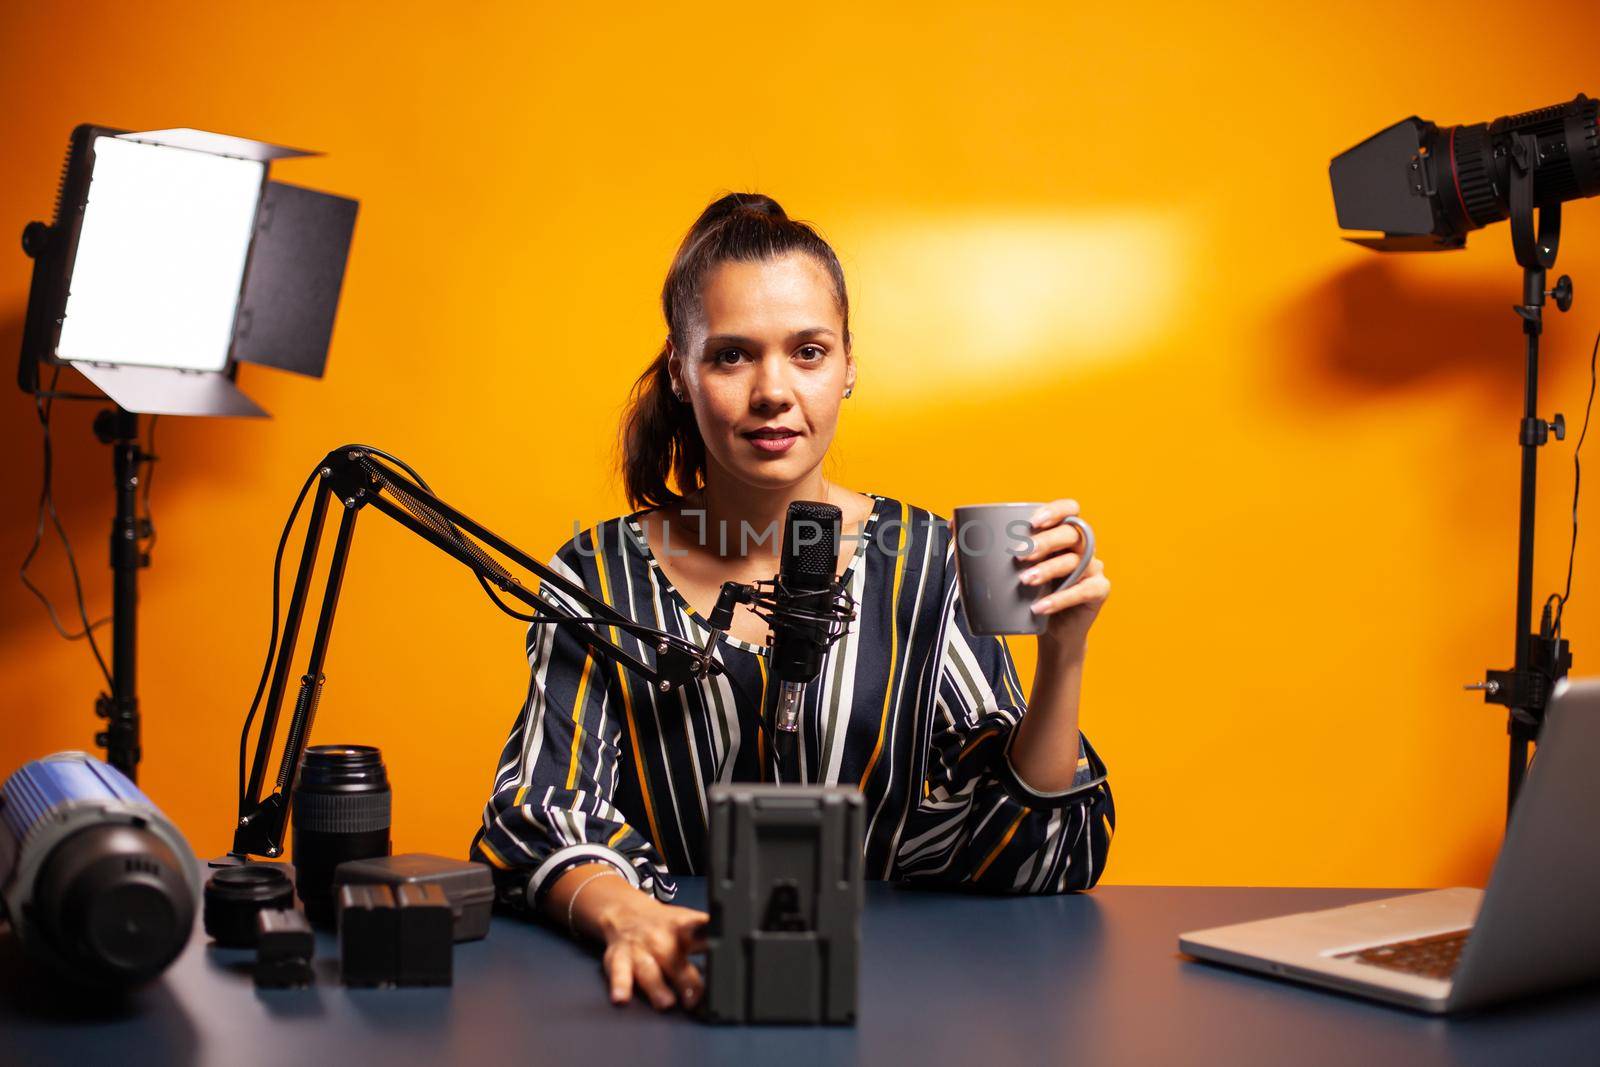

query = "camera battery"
[254,908,314,989]
[333,853,494,942]
[338,883,397,987]
[395,883,453,986]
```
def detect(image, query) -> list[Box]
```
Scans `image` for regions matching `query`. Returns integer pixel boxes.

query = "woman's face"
[670,251,855,492]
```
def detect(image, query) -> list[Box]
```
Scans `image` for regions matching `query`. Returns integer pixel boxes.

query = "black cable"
[237,465,320,810]
[1550,325,1598,651]
[19,366,113,687]
[19,376,101,640]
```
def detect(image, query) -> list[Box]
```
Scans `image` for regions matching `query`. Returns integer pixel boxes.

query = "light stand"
[1464,134,1576,819]
[91,407,154,776]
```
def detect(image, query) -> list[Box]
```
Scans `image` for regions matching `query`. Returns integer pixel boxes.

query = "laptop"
[1179,676,1600,1013]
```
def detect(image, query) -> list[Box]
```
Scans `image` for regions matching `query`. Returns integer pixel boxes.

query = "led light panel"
[56,136,265,372]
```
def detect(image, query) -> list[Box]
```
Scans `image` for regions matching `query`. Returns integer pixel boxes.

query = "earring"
[672,385,686,401]
[843,387,853,398]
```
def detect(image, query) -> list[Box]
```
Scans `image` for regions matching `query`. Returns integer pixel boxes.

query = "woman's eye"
[715,345,824,364]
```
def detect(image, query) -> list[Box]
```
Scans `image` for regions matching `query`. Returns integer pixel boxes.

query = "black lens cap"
[204,865,295,947]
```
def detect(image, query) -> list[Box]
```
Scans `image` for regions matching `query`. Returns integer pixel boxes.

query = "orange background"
[3,1,1598,888]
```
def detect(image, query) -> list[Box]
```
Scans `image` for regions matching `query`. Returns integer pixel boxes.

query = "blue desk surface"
[4,880,1597,1066]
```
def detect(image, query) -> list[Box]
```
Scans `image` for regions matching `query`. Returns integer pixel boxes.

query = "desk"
[3,882,1597,1066]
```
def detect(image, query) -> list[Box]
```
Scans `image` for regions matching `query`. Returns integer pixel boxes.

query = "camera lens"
[204,864,294,947]
[291,744,391,924]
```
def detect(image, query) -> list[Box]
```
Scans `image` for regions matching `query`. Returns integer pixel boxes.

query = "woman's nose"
[749,353,795,409]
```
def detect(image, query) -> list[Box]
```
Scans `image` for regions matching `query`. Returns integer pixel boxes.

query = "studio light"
[20,125,358,416]
[1330,94,1600,256]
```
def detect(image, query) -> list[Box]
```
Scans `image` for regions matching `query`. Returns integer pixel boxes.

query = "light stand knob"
[21,220,50,258]
[1547,274,1574,312]
[1552,413,1566,441]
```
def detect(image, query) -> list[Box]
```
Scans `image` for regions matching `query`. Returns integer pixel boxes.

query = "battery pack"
[333,853,494,942]
[337,883,397,987]
[395,883,453,986]
[254,908,313,989]
[703,784,864,1025]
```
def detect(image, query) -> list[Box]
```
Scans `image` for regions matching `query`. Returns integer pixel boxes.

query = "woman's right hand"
[595,890,709,1010]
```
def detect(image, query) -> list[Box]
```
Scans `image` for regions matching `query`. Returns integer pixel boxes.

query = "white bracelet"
[565,866,625,936]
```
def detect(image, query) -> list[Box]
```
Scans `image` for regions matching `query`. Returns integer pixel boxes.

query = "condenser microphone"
[770,500,843,734]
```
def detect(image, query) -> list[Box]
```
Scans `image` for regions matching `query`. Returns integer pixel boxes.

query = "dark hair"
[618,192,851,512]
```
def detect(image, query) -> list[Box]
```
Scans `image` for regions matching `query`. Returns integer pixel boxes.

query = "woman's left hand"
[1015,498,1110,657]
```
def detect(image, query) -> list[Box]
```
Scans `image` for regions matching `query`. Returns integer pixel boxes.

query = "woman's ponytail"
[619,341,706,515]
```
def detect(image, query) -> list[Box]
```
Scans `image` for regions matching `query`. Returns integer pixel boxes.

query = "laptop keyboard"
[1334,929,1471,981]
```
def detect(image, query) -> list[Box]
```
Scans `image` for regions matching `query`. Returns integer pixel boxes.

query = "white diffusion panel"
[56,136,264,372]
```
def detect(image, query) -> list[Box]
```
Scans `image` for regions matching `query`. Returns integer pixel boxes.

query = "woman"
[470,193,1114,1011]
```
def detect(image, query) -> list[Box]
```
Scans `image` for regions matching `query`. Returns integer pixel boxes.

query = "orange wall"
[3,1,1598,888]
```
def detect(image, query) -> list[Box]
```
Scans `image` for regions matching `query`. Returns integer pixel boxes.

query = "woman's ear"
[666,339,682,394]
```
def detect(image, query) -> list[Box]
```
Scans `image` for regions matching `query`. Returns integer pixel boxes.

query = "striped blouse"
[469,492,1114,908]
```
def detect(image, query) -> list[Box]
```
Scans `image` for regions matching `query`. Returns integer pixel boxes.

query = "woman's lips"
[744,431,799,454]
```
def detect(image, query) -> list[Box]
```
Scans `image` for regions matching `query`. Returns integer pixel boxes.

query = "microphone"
[770,500,843,734]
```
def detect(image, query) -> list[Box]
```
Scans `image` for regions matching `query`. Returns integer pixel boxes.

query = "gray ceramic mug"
[953,503,1095,636]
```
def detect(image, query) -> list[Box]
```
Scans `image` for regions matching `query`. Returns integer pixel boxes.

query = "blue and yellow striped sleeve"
[894,545,1114,893]
[469,538,674,909]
